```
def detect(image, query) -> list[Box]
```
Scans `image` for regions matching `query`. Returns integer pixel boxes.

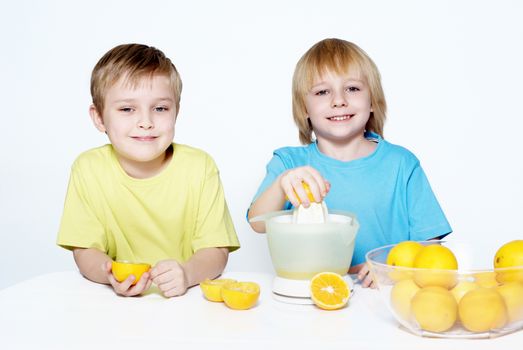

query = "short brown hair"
[292,38,387,144]
[90,43,182,114]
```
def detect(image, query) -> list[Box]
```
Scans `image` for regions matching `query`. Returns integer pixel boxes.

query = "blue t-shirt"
[251,132,452,265]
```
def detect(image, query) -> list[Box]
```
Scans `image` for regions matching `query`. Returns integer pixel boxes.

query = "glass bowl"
[366,240,523,339]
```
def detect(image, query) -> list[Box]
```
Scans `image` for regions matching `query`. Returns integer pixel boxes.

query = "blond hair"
[90,43,182,114]
[292,38,387,144]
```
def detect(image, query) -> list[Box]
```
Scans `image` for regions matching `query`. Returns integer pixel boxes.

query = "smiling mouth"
[328,114,354,121]
[132,136,157,141]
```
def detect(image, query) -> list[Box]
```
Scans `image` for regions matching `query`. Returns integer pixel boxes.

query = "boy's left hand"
[349,262,376,289]
[150,260,189,297]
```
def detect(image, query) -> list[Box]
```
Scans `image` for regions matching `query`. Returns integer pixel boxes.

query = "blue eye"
[119,107,134,112]
[315,90,328,96]
[154,106,168,112]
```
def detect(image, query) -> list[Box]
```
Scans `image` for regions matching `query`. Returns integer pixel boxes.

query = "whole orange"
[494,240,523,283]
[413,244,458,289]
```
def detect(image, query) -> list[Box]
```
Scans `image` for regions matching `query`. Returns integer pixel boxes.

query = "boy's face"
[305,69,372,144]
[90,74,177,177]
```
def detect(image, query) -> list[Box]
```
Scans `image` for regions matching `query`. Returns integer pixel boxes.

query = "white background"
[0,0,522,289]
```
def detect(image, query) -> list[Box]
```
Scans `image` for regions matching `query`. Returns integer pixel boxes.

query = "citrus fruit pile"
[387,240,523,333]
[309,272,350,310]
[200,278,260,310]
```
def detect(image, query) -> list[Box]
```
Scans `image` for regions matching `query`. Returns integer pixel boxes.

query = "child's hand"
[103,261,152,296]
[279,166,330,208]
[150,260,189,297]
[349,263,376,288]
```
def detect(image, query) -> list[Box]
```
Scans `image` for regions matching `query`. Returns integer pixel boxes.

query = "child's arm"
[248,166,329,233]
[73,248,152,296]
[247,174,288,232]
[73,248,111,283]
[150,247,229,298]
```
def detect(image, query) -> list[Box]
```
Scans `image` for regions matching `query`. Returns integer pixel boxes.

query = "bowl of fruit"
[366,240,523,338]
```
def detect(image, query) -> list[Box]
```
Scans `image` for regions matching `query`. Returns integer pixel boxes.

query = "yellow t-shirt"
[57,143,240,264]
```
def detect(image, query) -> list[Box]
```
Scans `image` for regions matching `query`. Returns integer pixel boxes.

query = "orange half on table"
[221,281,260,310]
[200,278,237,302]
[310,272,350,310]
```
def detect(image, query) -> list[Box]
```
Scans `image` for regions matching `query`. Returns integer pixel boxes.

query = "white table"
[0,271,519,349]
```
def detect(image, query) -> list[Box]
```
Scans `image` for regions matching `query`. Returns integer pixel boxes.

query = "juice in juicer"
[251,206,359,304]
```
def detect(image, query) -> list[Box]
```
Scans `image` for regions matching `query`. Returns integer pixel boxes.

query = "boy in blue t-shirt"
[248,38,451,287]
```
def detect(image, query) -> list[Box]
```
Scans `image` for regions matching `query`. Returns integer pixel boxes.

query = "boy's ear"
[89,104,106,132]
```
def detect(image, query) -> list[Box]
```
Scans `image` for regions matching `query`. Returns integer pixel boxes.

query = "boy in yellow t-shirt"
[57,44,240,297]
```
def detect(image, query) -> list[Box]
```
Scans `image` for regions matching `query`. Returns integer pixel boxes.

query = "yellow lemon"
[387,241,424,267]
[221,282,260,310]
[474,272,499,288]
[199,278,237,302]
[386,241,424,281]
[111,261,151,285]
[289,182,317,203]
[451,281,479,303]
[310,272,350,310]
[494,240,523,283]
[497,282,523,323]
[413,244,458,289]
[411,286,458,333]
[458,287,508,332]
[390,279,420,322]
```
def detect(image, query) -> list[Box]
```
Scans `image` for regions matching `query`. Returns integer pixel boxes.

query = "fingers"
[291,176,309,206]
[280,172,301,207]
[109,274,136,296]
[357,265,369,281]
[324,180,331,194]
[306,167,328,200]
[361,273,376,288]
[157,280,187,297]
[356,263,376,289]
[150,260,188,298]
[129,272,151,294]
[103,261,151,297]
[280,166,329,207]
[149,260,182,280]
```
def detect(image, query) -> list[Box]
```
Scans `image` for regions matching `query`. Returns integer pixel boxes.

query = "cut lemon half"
[221,281,260,310]
[310,272,350,310]
[111,261,151,285]
[200,278,237,302]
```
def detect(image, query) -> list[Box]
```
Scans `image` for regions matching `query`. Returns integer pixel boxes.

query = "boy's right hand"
[279,166,330,208]
[103,261,152,297]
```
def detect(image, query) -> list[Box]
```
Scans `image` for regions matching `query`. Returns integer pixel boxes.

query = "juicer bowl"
[264,210,359,280]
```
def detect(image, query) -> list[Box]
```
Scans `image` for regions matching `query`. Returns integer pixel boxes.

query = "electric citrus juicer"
[250,206,359,304]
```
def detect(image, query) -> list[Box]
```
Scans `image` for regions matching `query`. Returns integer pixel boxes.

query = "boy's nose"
[137,113,154,129]
[331,92,348,108]
[332,101,347,108]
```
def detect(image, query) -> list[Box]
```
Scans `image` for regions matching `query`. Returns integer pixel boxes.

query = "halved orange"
[200,278,237,302]
[111,261,151,285]
[221,281,260,310]
[310,272,350,310]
